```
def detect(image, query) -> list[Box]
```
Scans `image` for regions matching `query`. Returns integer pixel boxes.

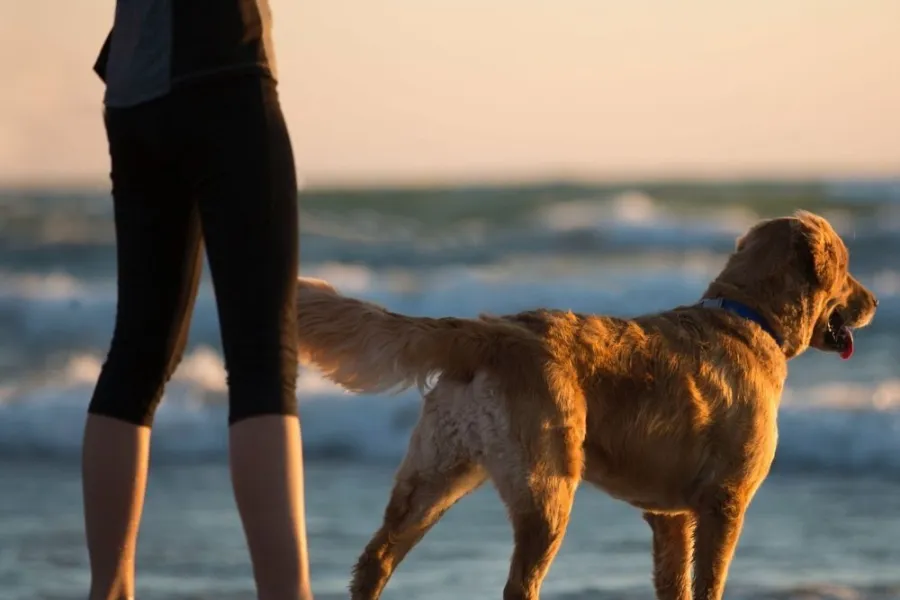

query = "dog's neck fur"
[702,278,817,360]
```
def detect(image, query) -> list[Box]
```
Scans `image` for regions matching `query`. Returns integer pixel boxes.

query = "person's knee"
[225,345,298,425]
[87,338,186,426]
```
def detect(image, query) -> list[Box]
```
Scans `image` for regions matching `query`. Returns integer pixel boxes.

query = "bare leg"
[82,416,151,600]
[644,512,694,600]
[350,426,486,599]
[691,492,746,600]
[230,415,313,600]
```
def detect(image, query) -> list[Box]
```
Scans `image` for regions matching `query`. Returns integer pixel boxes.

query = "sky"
[1,0,899,187]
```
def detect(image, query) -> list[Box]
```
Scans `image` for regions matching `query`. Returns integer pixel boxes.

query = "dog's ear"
[727,213,846,295]
[790,211,846,291]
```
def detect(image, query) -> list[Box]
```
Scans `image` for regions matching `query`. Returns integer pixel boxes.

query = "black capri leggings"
[89,74,299,426]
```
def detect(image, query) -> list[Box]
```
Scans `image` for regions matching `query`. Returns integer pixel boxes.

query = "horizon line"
[1,168,898,194]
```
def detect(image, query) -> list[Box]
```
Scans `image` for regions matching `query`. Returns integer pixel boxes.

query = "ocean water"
[1,179,900,599]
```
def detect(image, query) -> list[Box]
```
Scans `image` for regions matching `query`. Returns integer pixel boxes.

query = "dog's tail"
[296,277,540,394]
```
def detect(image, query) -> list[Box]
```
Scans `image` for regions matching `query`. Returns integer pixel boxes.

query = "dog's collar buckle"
[696,298,782,346]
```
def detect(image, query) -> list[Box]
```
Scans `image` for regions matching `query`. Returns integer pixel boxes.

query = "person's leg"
[176,74,312,600]
[83,104,203,600]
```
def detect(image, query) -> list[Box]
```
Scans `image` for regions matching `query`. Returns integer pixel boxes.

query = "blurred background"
[1,1,899,599]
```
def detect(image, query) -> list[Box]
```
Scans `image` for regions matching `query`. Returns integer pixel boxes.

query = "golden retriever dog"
[296,210,877,600]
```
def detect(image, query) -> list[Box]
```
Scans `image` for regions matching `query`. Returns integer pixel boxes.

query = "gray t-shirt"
[94,0,277,107]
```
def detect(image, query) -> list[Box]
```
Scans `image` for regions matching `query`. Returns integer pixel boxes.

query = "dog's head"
[705,210,877,359]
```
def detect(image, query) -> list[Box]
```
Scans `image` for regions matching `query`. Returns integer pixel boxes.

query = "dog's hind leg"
[489,427,583,600]
[349,418,486,600]
[644,512,695,600]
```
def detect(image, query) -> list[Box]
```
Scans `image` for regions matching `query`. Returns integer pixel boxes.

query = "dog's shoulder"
[629,306,788,395]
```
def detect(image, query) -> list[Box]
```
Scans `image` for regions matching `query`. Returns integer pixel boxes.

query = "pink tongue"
[839,328,854,360]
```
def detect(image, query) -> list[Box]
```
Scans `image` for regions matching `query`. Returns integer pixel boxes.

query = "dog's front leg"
[643,512,694,600]
[690,491,747,600]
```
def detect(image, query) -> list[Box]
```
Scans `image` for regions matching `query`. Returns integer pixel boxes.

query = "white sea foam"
[1,188,897,473]
[536,190,760,237]
[2,348,899,475]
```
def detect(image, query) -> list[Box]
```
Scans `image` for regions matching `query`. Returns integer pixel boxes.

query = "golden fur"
[296,210,877,600]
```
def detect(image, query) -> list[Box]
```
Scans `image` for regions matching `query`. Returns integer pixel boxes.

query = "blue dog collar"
[697,297,782,346]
